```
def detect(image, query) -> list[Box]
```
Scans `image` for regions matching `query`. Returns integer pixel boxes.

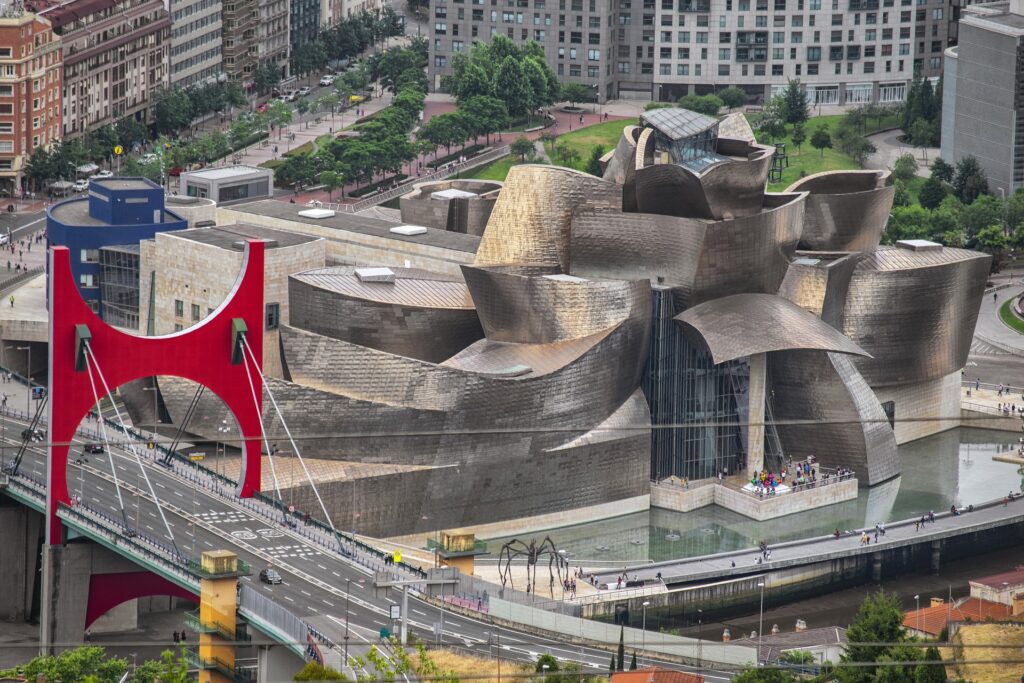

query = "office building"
[259,0,289,77]
[290,0,320,59]
[169,0,223,88]
[941,0,1024,194]
[32,0,170,138]
[428,0,960,104]
[0,8,60,196]
[222,0,258,84]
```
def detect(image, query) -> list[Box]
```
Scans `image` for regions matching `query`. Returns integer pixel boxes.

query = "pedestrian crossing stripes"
[263,543,323,559]
[194,510,251,524]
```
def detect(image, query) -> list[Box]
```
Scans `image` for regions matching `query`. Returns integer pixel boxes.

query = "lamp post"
[698,608,703,669]
[344,577,352,667]
[914,594,920,635]
[217,419,230,480]
[757,582,765,666]
[641,600,650,666]
[142,384,160,453]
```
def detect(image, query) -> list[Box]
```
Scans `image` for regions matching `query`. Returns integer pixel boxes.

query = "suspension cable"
[241,337,347,549]
[84,343,182,558]
[239,336,284,509]
[82,347,130,530]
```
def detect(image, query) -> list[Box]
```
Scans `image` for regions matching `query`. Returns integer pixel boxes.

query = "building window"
[79,273,97,288]
[266,303,280,330]
[80,248,98,263]
[174,299,184,317]
[174,324,183,332]
[191,303,201,321]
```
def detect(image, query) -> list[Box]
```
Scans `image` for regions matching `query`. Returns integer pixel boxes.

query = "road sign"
[189,452,206,461]
[393,550,402,564]
[389,604,401,620]
[113,145,123,156]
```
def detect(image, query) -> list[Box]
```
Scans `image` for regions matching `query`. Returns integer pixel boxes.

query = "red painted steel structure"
[46,242,266,544]
[85,571,198,628]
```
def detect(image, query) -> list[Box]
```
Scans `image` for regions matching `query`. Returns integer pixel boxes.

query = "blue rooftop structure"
[47,177,187,316]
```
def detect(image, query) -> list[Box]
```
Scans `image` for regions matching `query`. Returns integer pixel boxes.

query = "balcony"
[186,651,255,683]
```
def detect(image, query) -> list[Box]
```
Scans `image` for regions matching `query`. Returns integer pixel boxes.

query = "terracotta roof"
[971,567,1024,590]
[903,598,1020,636]
[611,667,704,683]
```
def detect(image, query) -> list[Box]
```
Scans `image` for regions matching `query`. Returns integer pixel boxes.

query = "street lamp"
[217,419,230,479]
[641,600,650,667]
[142,384,160,451]
[698,608,703,669]
[914,594,920,634]
[757,582,765,667]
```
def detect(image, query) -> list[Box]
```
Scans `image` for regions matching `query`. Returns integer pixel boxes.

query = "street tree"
[718,86,747,110]
[909,118,936,162]
[678,94,723,116]
[253,62,281,95]
[930,156,954,183]
[780,78,809,124]
[839,591,907,683]
[460,96,509,144]
[790,123,806,154]
[319,170,344,201]
[494,56,533,119]
[918,176,947,210]
[510,135,534,161]
[153,88,193,135]
[584,144,605,176]
[892,153,919,183]
[559,82,591,108]
[953,155,989,204]
[810,126,832,158]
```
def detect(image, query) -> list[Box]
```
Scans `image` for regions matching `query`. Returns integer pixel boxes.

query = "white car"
[93,170,113,179]
[318,75,334,87]
[297,86,312,97]
[139,153,158,164]
[72,179,89,192]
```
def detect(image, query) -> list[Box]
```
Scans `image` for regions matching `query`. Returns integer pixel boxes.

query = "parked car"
[139,153,158,164]
[318,75,334,87]
[21,428,44,442]
[93,170,113,179]
[286,91,299,102]
[84,443,104,454]
[259,568,283,584]
[256,102,268,113]
[271,86,281,97]
[297,86,312,97]
[72,179,89,192]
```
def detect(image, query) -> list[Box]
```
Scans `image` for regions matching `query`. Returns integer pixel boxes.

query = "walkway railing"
[320,145,510,213]
[735,470,856,498]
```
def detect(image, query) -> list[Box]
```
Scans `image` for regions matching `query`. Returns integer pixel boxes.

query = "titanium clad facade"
[786,170,894,252]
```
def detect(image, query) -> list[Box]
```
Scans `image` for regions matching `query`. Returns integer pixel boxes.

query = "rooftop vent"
[895,239,942,252]
[355,267,396,283]
[390,225,427,236]
[298,208,336,219]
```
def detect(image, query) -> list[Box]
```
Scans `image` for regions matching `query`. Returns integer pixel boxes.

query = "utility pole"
[372,573,459,646]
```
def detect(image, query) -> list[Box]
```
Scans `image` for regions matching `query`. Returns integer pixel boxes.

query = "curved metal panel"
[843,246,991,386]
[777,252,863,329]
[633,143,773,220]
[399,179,502,236]
[785,170,895,252]
[288,267,484,364]
[770,350,900,486]
[474,165,621,271]
[602,125,641,211]
[462,264,650,343]
[674,293,869,365]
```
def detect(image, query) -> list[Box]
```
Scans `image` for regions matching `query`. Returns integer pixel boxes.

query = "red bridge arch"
[46,242,265,544]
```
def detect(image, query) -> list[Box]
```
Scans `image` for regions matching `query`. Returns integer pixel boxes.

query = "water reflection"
[486,428,1024,564]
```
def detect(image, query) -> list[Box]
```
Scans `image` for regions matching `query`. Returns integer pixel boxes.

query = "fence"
[0,265,42,296]
[321,145,510,213]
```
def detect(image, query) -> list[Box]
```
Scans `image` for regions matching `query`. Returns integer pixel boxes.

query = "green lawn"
[464,156,525,181]
[999,298,1024,334]
[543,119,634,171]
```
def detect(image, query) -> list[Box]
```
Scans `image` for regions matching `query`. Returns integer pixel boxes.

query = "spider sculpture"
[497,536,569,598]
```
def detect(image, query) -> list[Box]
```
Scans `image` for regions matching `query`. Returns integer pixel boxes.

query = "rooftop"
[230,200,480,253]
[731,626,847,663]
[962,2,1024,33]
[48,198,181,227]
[292,266,475,309]
[640,107,719,141]
[902,597,1020,636]
[93,178,158,191]
[610,667,704,683]
[856,245,989,272]
[182,165,269,180]
[971,566,1024,589]
[163,224,321,251]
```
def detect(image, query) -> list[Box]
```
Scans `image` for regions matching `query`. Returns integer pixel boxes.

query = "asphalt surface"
[2,415,733,680]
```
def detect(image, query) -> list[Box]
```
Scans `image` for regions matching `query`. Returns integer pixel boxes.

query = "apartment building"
[169,0,223,87]
[223,0,257,84]
[260,0,289,76]
[290,0,320,58]
[0,9,60,196]
[429,0,960,105]
[33,0,169,138]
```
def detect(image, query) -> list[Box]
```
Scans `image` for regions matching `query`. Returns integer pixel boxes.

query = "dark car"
[84,443,104,454]
[21,428,43,442]
[259,568,283,585]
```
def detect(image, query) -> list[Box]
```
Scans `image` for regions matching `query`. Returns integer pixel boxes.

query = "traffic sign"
[393,551,402,564]
[113,145,123,156]
[390,604,401,620]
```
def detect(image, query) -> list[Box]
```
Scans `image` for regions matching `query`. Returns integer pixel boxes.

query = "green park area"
[999,298,1024,335]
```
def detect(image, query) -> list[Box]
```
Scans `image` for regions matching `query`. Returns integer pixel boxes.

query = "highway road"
[2,412,734,680]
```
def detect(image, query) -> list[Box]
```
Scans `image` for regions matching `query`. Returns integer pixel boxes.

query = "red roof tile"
[611,667,704,683]
[971,566,1024,590]
[903,598,1019,636]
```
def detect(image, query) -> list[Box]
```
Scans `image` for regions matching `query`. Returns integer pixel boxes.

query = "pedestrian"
[8,294,13,307]
[173,631,180,643]
[915,520,920,532]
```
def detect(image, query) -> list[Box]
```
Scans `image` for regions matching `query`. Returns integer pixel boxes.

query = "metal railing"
[736,471,856,498]
[183,610,251,643]
[961,401,1018,417]
[321,145,510,213]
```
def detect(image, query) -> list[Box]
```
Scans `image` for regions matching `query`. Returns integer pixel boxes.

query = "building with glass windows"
[427,0,956,104]
[46,177,187,317]
[181,165,274,205]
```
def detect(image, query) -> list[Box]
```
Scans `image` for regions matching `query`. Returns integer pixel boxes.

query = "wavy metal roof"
[292,266,475,309]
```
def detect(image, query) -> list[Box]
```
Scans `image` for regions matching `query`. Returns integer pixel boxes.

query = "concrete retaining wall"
[651,478,858,521]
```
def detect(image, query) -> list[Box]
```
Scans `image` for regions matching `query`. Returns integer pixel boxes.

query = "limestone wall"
[873,371,961,444]
[650,477,858,521]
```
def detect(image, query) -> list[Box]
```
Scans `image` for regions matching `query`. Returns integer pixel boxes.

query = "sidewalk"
[974,287,1024,355]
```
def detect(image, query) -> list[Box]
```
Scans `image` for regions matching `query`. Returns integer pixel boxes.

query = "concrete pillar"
[930,540,941,575]
[0,504,43,622]
[871,552,883,583]
[257,644,304,682]
[747,353,767,479]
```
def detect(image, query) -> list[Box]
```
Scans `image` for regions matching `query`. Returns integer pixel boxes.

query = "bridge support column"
[0,503,43,623]
[871,552,882,583]
[930,540,941,576]
[257,644,304,682]
[747,352,766,479]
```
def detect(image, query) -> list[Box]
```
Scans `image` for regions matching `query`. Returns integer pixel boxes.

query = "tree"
[1005,188,1024,234]
[732,668,798,683]
[840,591,907,682]
[914,646,945,683]
[559,82,591,108]
[810,127,832,158]
[976,224,1008,255]
[494,56,532,118]
[930,157,954,183]
[608,655,616,676]
[536,653,559,673]
[617,626,625,671]
[892,180,911,207]
[459,96,509,144]
[909,118,936,161]
[554,142,580,168]
[585,144,605,176]
[849,136,877,168]
[874,646,923,683]
[296,98,312,128]
[780,79,809,124]
[23,646,129,683]
[678,94,723,116]
[294,661,348,681]
[718,86,747,111]
[253,62,281,95]
[919,176,947,210]
[510,135,534,161]
[319,170,343,201]
[953,155,989,204]
[628,652,637,670]
[959,194,1003,237]
[790,123,806,154]
[892,153,919,183]
[152,88,193,135]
